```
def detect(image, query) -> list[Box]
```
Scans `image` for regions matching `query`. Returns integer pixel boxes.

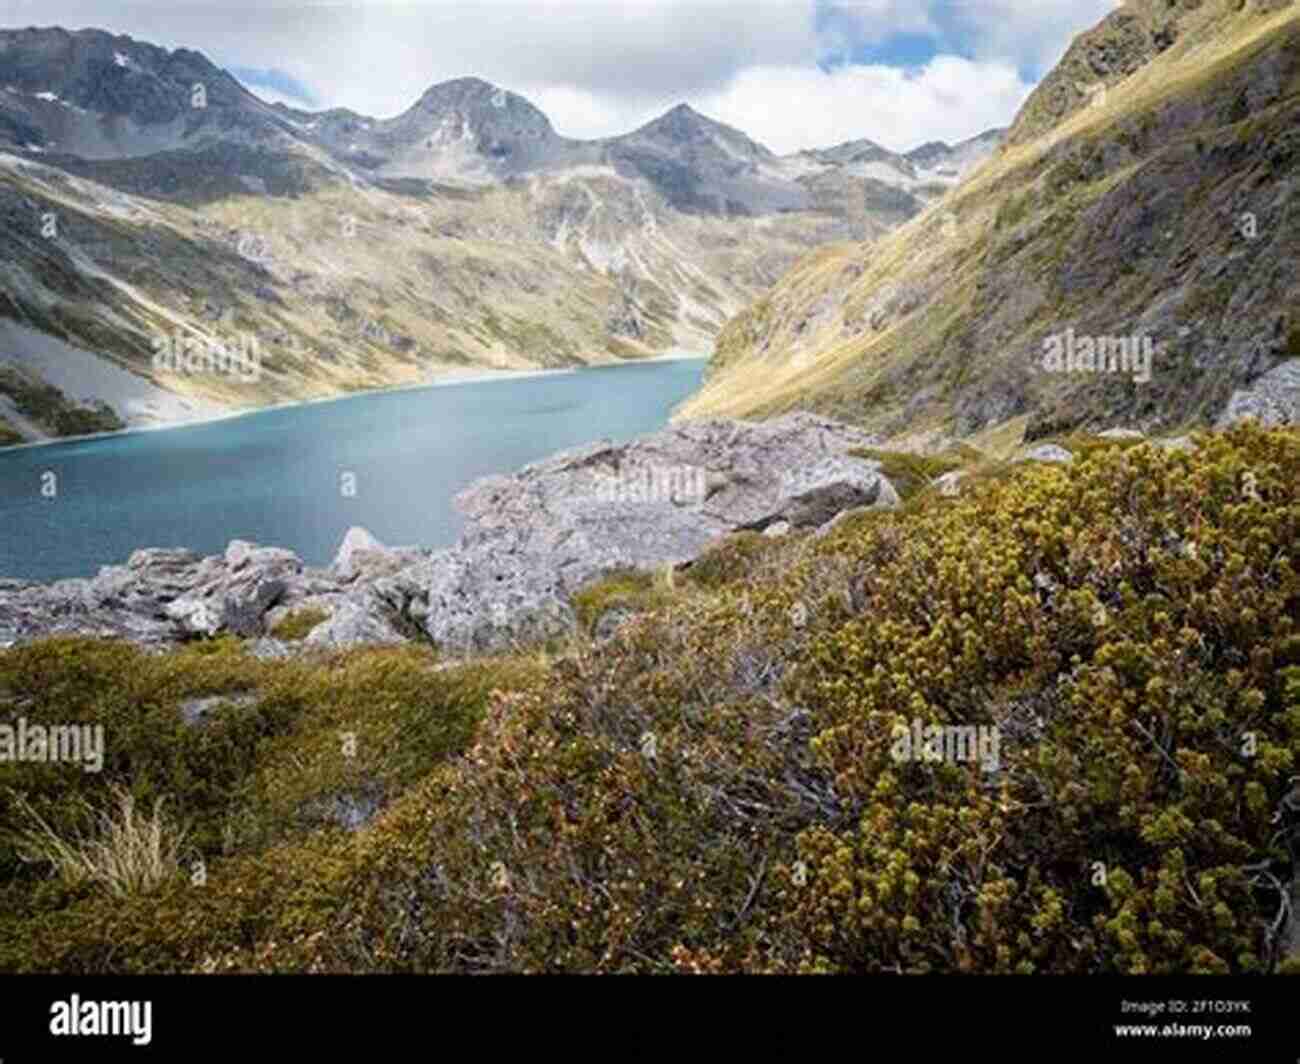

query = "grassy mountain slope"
[680,0,1300,445]
[0,145,856,430]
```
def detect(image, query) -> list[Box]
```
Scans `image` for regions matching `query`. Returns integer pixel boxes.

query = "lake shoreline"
[0,354,712,583]
[0,350,708,456]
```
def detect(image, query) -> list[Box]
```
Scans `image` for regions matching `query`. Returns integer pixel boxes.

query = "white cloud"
[236,82,311,110]
[942,0,1124,73]
[695,56,1032,154]
[815,0,940,63]
[9,0,1115,149]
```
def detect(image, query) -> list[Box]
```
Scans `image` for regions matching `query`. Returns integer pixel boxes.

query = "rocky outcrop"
[0,413,899,653]
[1216,359,1300,429]
[409,412,896,652]
[1020,444,1075,465]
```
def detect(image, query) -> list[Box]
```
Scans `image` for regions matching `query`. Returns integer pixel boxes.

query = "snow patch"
[844,159,921,187]
[711,133,752,164]
[546,164,622,185]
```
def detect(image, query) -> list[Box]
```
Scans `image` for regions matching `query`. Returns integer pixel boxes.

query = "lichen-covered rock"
[1216,359,1300,429]
[774,456,896,528]
[1020,444,1075,465]
[416,413,896,652]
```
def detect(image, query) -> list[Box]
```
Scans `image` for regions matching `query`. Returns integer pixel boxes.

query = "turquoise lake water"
[0,358,707,582]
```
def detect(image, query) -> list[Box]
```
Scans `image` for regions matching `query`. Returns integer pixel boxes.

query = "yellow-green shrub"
[3,426,1298,974]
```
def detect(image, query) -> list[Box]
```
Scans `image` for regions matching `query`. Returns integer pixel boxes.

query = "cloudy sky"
[2,0,1121,153]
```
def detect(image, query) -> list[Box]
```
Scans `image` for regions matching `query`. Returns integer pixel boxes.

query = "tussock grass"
[9,784,189,898]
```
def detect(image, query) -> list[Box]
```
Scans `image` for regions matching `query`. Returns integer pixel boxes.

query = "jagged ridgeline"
[0,26,999,437]
[684,0,1300,440]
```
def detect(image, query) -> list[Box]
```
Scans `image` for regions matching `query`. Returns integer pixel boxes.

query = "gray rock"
[164,597,225,638]
[1020,444,1075,465]
[1216,359,1300,429]
[1155,435,1197,453]
[812,506,873,542]
[934,471,967,497]
[332,526,384,579]
[222,573,290,637]
[302,599,408,648]
[763,520,792,538]
[775,456,896,528]
[418,413,895,652]
[248,637,292,661]
[179,692,256,727]
[1097,428,1145,440]
[421,548,578,654]
[165,541,301,638]
[330,527,428,586]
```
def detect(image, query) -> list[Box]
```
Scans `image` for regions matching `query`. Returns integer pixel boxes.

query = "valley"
[0,26,1000,444]
[1,0,1299,997]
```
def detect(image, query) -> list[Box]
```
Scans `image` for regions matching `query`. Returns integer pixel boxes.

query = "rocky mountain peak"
[632,101,769,158]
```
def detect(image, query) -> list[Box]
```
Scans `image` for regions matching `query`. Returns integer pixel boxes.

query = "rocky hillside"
[0,27,1001,444]
[2,420,1296,974]
[681,0,1300,446]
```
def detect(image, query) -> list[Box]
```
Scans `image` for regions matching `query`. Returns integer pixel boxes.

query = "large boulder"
[420,549,577,654]
[1216,359,1300,429]
[417,413,898,652]
[163,540,303,638]
[774,456,899,528]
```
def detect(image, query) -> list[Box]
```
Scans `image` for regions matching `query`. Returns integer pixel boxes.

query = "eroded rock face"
[1217,359,1300,429]
[1020,444,1075,465]
[417,412,896,652]
[164,540,302,638]
[331,526,423,583]
[0,413,899,653]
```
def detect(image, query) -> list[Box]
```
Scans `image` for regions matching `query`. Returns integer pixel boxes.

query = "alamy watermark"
[50,994,152,1046]
[151,331,262,383]
[891,719,1000,773]
[1041,328,1153,384]
[591,465,708,506]
[0,718,104,773]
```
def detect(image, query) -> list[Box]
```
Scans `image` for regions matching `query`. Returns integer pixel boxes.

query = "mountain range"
[3,3,1300,986]
[0,25,1000,442]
